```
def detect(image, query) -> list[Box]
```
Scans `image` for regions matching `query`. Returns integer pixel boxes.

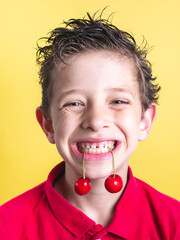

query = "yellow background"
[1,0,180,204]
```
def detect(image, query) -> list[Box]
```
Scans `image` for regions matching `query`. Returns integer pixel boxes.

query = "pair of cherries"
[74,147,123,195]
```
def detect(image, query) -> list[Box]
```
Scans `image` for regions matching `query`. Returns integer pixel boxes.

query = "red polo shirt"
[0,162,180,240]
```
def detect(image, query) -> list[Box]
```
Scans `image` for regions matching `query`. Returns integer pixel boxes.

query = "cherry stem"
[83,153,85,179]
[108,147,115,178]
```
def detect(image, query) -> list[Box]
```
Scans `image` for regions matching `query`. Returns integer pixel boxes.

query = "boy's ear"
[36,107,55,144]
[138,104,157,142]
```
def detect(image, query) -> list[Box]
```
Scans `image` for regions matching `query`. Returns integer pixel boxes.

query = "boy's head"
[36,11,160,178]
[36,12,160,118]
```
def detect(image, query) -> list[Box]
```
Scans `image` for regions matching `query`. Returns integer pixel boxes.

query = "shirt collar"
[45,161,95,237]
[46,162,140,239]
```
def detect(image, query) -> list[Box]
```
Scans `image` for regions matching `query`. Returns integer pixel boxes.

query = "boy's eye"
[63,101,84,112]
[66,102,81,106]
[112,100,129,104]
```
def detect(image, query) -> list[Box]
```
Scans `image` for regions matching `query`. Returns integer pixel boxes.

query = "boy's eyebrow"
[57,87,135,102]
[57,89,85,102]
[105,87,135,98]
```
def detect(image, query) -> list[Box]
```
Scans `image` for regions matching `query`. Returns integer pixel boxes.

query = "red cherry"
[104,147,123,193]
[74,177,91,195]
[105,174,123,193]
[74,153,91,196]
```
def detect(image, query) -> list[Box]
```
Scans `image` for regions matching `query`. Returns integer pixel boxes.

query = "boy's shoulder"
[136,176,180,201]
[0,162,64,219]
[0,181,55,240]
[120,171,180,238]
[134,175,180,216]
[0,181,46,215]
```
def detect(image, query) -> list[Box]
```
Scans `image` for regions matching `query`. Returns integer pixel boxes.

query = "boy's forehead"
[50,50,140,99]
[53,50,138,80]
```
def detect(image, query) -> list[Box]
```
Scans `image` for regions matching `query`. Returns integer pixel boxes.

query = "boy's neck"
[54,166,128,227]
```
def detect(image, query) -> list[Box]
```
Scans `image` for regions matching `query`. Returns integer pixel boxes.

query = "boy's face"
[39,50,156,180]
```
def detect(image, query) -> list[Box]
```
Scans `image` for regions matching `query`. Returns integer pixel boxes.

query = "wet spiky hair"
[36,11,160,116]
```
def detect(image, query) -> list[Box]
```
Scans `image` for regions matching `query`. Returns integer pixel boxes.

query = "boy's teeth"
[77,141,116,154]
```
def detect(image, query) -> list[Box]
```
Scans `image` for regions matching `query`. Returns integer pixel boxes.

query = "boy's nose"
[81,106,110,132]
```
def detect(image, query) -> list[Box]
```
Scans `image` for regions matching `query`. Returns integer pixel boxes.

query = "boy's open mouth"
[77,140,117,154]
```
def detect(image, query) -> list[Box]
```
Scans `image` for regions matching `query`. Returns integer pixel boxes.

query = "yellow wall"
[1,0,180,204]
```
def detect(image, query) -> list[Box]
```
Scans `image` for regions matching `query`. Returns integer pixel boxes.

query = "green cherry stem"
[108,147,115,178]
[74,153,91,195]
[83,153,85,179]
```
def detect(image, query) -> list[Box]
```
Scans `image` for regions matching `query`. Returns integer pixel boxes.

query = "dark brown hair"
[36,11,160,116]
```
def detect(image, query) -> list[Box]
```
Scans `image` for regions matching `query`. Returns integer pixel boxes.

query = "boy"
[0,12,180,240]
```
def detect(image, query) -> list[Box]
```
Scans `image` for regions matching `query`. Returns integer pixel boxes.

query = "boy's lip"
[71,138,122,161]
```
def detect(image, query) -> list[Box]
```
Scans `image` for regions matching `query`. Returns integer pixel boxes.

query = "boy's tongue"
[77,141,116,154]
